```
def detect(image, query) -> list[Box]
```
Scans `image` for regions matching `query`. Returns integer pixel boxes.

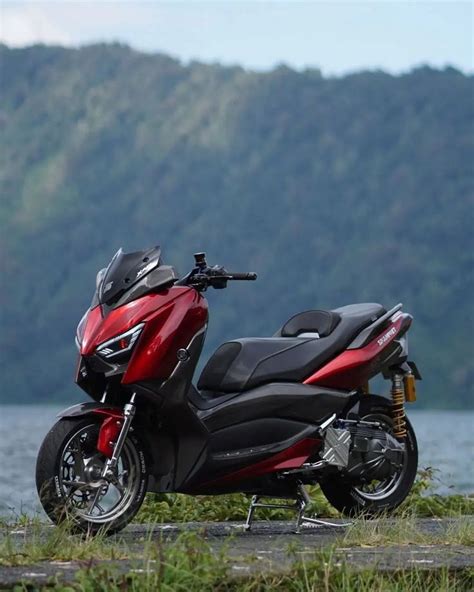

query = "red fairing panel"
[81,305,103,354]
[208,438,321,486]
[81,288,189,356]
[80,286,208,383]
[303,314,411,389]
[123,288,207,383]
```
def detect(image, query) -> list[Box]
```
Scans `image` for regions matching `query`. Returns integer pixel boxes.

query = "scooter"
[36,247,420,534]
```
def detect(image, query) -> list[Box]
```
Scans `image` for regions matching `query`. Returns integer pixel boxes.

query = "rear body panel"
[303,313,412,389]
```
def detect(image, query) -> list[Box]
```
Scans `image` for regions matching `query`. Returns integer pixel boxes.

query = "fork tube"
[103,393,136,476]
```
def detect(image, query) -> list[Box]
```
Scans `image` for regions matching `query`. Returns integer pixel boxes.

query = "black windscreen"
[98,246,162,306]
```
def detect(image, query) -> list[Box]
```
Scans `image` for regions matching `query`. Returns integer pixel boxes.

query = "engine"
[321,422,405,482]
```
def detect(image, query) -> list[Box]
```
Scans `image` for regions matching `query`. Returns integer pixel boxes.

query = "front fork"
[100,393,136,479]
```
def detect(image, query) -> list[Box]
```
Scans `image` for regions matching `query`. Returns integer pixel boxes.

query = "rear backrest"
[280,310,341,337]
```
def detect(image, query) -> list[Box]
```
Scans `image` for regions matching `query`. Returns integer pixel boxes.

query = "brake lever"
[187,272,210,291]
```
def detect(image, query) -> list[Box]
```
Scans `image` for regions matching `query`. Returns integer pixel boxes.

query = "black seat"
[198,303,385,394]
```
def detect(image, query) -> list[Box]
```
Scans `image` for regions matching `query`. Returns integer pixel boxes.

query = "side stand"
[244,483,351,533]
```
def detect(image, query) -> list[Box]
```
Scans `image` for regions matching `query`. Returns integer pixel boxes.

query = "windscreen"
[96,246,177,308]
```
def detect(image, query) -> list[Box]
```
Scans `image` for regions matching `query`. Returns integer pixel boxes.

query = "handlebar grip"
[228,272,257,280]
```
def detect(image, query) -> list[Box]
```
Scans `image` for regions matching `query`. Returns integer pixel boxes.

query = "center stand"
[244,483,351,533]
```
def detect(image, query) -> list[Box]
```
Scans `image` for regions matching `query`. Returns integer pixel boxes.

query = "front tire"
[36,417,148,534]
[319,395,418,517]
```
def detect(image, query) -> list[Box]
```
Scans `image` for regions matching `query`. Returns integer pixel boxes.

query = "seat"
[198,303,385,394]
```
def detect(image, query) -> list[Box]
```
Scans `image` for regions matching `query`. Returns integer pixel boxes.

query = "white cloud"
[0,3,72,46]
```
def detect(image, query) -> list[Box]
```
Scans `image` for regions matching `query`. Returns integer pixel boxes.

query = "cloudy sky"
[1,1,472,75]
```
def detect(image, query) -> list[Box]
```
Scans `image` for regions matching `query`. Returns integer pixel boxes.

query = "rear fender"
[57,402,124,458]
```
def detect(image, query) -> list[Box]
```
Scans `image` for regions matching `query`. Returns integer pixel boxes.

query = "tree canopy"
[0,44,473,407]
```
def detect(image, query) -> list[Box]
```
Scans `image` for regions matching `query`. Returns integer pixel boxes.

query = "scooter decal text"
[377,327,397,347]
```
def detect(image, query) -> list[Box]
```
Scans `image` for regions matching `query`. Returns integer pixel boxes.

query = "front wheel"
[36,417,148,534]
[319,395,418,517]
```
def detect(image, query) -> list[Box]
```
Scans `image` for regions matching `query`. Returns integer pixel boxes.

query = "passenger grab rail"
[347,303,403,349]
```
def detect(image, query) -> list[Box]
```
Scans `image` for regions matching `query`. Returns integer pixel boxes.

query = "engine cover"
[321,428,351,467]
[346,424,405,481]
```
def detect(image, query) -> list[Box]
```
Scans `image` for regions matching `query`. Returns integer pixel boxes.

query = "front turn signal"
[404,374,417,402]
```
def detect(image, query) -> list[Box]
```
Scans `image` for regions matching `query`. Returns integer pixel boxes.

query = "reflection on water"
[0,405,472,517]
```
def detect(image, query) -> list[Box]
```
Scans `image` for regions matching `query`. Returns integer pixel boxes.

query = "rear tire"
[319,395,418,517]
[36,417,148,535]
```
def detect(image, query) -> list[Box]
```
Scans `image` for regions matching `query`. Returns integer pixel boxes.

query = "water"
[0,405,472,517]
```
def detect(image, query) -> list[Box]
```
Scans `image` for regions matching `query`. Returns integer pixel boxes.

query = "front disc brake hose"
[391,374,406,440]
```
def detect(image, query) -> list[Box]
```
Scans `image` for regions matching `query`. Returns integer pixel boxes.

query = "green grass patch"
[135,485,339,524]
[7,543,474,592]
[2,504,473,591]
[0,520,130,567]
[340,514,474,548]
[398,469,474,518]
[135,469,473,524]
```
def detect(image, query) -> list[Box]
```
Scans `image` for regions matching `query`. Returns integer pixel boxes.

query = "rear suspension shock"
[391,373,406,439]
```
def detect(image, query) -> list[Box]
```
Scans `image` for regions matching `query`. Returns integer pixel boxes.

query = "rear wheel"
[36,417,148,534]
[319,395,418,516]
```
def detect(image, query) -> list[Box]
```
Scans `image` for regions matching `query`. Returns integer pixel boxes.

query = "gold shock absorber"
[404,374,417,402]
[391,374,407,439]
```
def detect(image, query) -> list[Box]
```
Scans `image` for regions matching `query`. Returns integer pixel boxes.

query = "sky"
[0,1,472,75]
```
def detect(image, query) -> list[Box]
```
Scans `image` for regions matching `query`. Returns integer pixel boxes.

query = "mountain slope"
[0,44,473,407]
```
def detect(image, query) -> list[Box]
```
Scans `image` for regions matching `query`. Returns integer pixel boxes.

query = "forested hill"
[0,44,473,407]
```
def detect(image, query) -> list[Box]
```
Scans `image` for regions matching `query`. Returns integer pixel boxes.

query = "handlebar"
[181,253,257,290]
[226,272,257,281]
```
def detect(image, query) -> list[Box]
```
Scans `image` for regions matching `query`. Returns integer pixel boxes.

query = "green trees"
[0,44,472,407]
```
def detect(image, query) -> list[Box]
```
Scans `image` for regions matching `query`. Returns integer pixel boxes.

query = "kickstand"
[244,483,352,533]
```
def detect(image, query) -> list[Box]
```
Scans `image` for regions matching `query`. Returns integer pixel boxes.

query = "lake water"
[0,405,472,518]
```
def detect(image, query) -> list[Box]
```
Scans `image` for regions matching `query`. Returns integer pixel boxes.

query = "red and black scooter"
[36,248,421,534]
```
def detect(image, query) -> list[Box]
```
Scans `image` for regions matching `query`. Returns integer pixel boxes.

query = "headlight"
[96,323,145,360]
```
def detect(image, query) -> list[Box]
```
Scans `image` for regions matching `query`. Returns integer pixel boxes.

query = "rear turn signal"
[404,374,417,403]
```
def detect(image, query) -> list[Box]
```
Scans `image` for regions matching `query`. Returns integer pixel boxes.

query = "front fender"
[57,402,123,419]
[57,402,124,458]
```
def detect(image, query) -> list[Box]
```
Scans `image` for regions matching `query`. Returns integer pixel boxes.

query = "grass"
[0,520,131,567]
[135,485,339,524]
[2,469,472,531]
[134,468,473,524]
[4,531,230,591]
[2,513,472,569]
[1,512,473,591]
[242,562,474,592]
[397,468,474,518]
[1,469,473,591]
[339,513,474,548]
[5,542,474,592]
